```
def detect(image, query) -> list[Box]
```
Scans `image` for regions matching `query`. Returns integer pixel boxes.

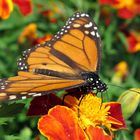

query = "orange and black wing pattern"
[18,12,101,74]
[0,12,102,101]
[0,71,84,101]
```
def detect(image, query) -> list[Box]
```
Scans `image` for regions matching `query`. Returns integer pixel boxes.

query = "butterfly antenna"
[100,92,103,109]
[99,90,108,109]
[107,83,140,94]
[77,94,85,118]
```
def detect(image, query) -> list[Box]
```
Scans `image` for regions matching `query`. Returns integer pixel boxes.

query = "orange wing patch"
[53,29,98,72]
[73,17,88,25]
[84,36,98,71]
[70,29,84,40]
[27,46,76,75]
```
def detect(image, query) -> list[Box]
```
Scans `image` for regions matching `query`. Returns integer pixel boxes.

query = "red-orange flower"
[37,2,64,23]
[99,0,140,19]
[0,0,13,19]
[34,34,52,45]
[13,0,32,16]
[18,23,37,44]
[38,93,126,140]
[135,129,140,140]
[18,23,53,47]
[38,106,88,140]
[0,0,32,20]
[127,31,140,53]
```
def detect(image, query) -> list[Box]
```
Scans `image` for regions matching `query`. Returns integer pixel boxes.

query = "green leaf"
[117,32,128,48]
[4,135,20,140]
[0,118,13,125]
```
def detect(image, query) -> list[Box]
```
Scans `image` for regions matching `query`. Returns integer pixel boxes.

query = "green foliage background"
[0,0,140,140]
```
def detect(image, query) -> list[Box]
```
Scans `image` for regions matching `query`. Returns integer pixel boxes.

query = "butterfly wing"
[18,12,101,75]
[0,71,84,101]
[0,12,102,101]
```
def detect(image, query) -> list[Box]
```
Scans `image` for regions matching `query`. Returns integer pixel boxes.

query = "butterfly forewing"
[0,12,102,101]
[18,12,101,74]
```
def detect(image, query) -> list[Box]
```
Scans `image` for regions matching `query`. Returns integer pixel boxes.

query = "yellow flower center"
[78,94,111,130]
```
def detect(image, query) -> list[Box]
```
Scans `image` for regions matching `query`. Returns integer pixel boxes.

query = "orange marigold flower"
[114,61,128,77]
[38,93,126,140]
[127,31,140,53]
[13,0,32,16]
[99,0,140,19]
[135,129,140,140]
[112,61,128,84]
[0,0,13,19]
[0,0,32,20]
[74,93,126,131]
[18,23,37,44]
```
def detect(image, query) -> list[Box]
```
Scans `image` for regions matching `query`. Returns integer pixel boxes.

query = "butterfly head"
[93,78,107,92]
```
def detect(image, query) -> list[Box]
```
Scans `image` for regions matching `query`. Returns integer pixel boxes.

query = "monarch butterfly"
[0,12,107,102]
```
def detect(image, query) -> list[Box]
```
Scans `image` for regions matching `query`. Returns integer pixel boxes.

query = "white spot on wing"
[84,22,93,28]
[91,31,95,36]
[81,13,86,17]
[85,14,89,17]
[94,26,98,30]
[32,93,42,97]
[96,32,100,37]
[22,96,27,99]
[28,93,36,96]
[9,95,17,100]
[76,14,80,17]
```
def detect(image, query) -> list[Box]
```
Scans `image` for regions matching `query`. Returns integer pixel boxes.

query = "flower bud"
[118,88,140,119]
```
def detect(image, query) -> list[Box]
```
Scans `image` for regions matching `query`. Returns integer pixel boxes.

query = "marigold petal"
[135,43,140,52]
[64,95,78,109]
[127,35,137,53]
[135,129,140,140]
[18,23,37,43]
[0,0,13,19]
[27,94,62,116]
[114,61,128,76]
[38,115,68,140]
[34,34,52,45]
[86,126,112,140]
[105,102,126,129]
[13,0,32,16]
[107,116,123,126]
[117,7,135,19]
[99,0,118,5]
[38,105,87,140]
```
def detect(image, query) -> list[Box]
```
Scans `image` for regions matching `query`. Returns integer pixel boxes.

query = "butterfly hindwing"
[0,71,84,101]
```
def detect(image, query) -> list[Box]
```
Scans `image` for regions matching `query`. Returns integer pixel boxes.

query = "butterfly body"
[34,68,107,92]
[80,72,107,92]
[0,12,107,101]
